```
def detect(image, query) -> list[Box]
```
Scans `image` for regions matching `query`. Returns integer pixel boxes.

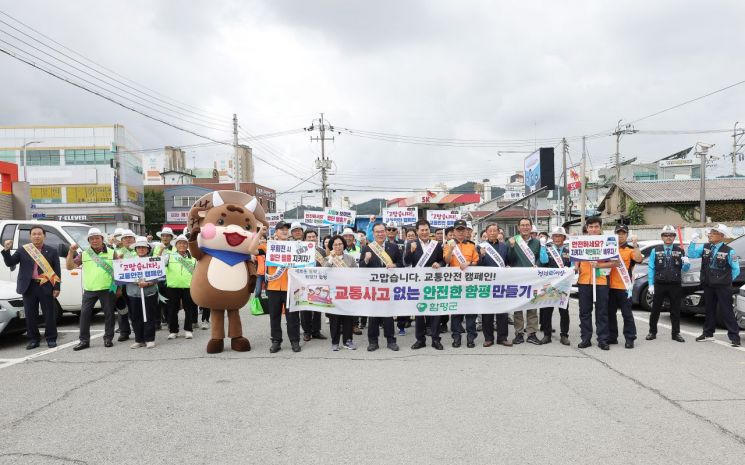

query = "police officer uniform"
[647,225,690,342]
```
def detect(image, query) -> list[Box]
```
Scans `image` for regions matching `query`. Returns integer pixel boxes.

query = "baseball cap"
[453,220,467,229]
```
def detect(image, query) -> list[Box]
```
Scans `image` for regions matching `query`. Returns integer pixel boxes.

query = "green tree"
[627,199,645,225]
[144,188,165,235]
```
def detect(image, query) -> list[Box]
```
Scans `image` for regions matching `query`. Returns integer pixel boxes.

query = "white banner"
[166,211,189,223]
[568,235,619,261]
[114,256,166,283]
[265,212,283,228]
[383,207,418,226]
[303,210,326,225]
[266,240,316,268]
[323,208,356,225]
[287,267,573,316]
[426,210,460,229]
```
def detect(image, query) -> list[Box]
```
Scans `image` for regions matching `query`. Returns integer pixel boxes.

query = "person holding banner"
[125,237,160,349]
[538,226,572,345]
[323,235,359,350]
[154,227,175,327]
[646,225,690,342]
[687,224,741,347]
[67,228,117,351]
[290,222,306,241]
[299,227,327,342]
[2,226,61,349]
[606,225,642,349]
[359,222,403,352]
[266,221,302,353]
[113,229,137,342]
[478,223,512,348]
[404,219,447,350]
[163,235,198,341]
[444,220,481,348]
[575,217,615,350]
[507,218,542,345]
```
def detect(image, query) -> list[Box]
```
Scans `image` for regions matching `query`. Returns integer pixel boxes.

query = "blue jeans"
[451,314,477,341]
[578,284,609,344]
[254,275,265,298]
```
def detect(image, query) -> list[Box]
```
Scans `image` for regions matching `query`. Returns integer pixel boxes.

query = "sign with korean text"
[383,207,418,226]
[426,210,460,229]
[287,267,573,316]
[166,211,189,223]
[266,240,316,268]
[303,210,325,225]
[568,235,619,262]
[113,256,165,283]
[265,213,283,228]
[323,208,356,226]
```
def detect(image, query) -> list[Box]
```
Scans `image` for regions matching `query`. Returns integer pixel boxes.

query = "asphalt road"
[1,300,744,465]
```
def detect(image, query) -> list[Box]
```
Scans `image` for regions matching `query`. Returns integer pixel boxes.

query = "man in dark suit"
[359,222,404,351]
[2,226,61,349]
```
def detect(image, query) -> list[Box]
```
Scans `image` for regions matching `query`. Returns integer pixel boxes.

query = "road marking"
[632,315,745,353]
[0,332,105,370]
[56,329,103,333]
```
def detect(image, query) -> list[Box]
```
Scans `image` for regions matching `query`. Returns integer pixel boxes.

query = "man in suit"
[2,226,61,349]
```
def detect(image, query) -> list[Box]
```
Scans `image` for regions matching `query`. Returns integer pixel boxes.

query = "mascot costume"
[188,190,267,353]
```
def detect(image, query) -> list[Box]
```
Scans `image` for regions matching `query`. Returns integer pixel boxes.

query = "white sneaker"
[200,322,209,330]
[146,341,155,349]
[184,331,193,339]
[167,333,177,340]
[130,342,145,349]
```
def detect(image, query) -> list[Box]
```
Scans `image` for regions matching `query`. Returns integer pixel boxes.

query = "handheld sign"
[266,241,316,268]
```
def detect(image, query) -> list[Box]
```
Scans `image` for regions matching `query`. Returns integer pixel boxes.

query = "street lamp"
[22,140,42,181]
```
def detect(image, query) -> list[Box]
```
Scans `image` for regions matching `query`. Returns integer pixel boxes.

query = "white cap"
[531,225,539,233]
[708,223,732,238]
[551,226,567,237]
[174,234,189,244]
[87,227,105,240]
[385,221,398,229]
[157,227,174,238]
[120,229,136,239]
[290,222,306,232]
[133,236,151,249]
[113,227,124,238]
[661,225,677,236]
[342,227,355,236]
[466,221,473,229]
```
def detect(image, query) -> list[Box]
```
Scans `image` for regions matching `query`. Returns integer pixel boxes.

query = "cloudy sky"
[1,0,744,209]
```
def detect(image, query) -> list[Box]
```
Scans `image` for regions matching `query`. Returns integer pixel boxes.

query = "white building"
[0,124,145,233]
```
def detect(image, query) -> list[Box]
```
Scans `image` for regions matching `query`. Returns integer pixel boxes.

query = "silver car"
[735,284,745,329]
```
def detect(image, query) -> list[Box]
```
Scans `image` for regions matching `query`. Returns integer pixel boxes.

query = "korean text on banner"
[426,210,460,229]
[114,256,166,283]
[265,213,283,228]
[266,240,316,268]
[323,208,356,226]
[303,210,326,225]
[383,207,418,226]
[287,267,573,317]
[568,235,619,261]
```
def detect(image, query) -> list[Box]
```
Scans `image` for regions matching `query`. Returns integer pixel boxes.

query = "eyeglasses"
[386,228,397,231]
[661,234,675,238]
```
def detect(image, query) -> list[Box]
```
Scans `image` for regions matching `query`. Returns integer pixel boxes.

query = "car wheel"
[641,286,653,311]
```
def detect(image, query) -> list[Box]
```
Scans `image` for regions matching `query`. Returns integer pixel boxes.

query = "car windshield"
[62,226,91,246]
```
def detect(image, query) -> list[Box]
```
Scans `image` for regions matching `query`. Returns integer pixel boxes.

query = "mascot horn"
[188,190,267,353]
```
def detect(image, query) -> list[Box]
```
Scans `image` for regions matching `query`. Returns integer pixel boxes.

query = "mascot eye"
[245,225,252,231]
[217,219,225,225]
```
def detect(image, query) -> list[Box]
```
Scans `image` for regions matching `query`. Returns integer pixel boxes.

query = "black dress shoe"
[291,341,301,352]
[103,339,113,348]
[599,343,610,351]
[367,343,379,352]
[625,341,634,349]
[47,340,57,348]
[302,333,312,342]
[117,334,130,342]
[607,339,619,345]
[577,340,592,349]
[387,342,399,351]
[731,339,741,347]
[269,341,281,353]
[466,340,475,348]
[73,342,90,351]
[645,333,656,340]
[452,338,461,348]
[432,340,443,350]
[26,341,40,350]
[672,334,685,343]
[411,340,426,350]
[312,332,328,340]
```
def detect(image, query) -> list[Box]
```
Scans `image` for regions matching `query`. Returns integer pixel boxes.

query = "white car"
[736,284,745,330]
[0,279,26,336]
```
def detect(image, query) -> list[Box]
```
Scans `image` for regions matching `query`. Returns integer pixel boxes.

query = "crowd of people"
[2,216,741,354]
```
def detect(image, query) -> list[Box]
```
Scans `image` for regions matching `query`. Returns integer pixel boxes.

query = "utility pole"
[580,136,587,226]
[732,122,744,177]
[308,113,335,208]
[697,142,715,224]
[562,137,569,225]
[232,114,240,190]
[612,121,638,183]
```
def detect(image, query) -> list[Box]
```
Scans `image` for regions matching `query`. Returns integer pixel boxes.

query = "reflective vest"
[166,251,195,288]
[701,243,732,287]
[82,248,115,292]
[653,244,684,284]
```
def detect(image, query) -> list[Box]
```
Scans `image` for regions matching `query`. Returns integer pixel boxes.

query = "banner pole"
[140,286,148,323]
[592,266,597,303]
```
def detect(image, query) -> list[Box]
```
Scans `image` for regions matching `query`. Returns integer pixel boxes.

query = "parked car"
[0,279,26,336]
[0,220,92,314]
[735,284,745,329]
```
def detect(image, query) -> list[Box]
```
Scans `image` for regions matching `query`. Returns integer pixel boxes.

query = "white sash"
[617,253,634,295]
[368,241,393,267]
[515,235,536,267]
[315,250,326,267]
[415,240,437,268]
[547,245,565,268]
[479,242,505,267]
[450,241,468,266]
[266,266,286,282]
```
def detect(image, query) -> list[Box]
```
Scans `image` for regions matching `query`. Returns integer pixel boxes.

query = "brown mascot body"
[188,190,267,353]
